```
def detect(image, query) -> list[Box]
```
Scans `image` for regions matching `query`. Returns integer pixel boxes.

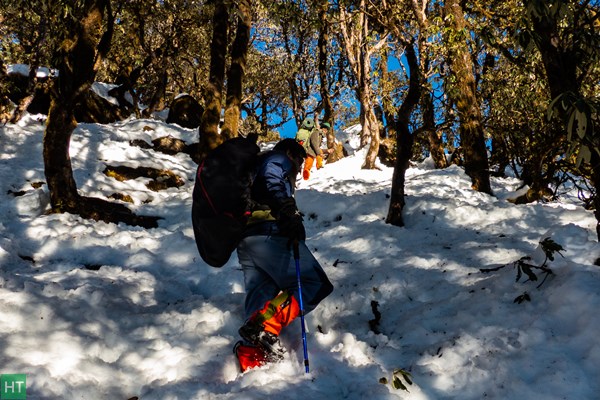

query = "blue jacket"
[244,150,297,237]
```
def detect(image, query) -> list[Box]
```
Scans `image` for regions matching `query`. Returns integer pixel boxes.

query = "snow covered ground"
[1,113,599,399]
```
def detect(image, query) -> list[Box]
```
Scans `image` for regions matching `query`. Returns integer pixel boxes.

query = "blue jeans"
[237,235,333,319]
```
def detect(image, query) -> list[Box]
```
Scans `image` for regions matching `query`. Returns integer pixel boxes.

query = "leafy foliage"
[379,368,413,392]
[1,0,600,226]
[548,92,600,167]
[480,237,565,298]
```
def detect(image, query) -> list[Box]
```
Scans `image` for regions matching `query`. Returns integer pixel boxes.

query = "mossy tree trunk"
[338,0,382,170]
[443,0,492,194]
[317,0,335,148]
[43,0,158,228]
[198,0,229,161]
[45,0,110,212]
[221,0,252,140]
[422,88,448,169]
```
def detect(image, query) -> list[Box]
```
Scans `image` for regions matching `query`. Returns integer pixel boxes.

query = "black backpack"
[191,136,260,267]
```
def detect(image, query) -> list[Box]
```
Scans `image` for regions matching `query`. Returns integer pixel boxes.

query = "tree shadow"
[1,118,593,398]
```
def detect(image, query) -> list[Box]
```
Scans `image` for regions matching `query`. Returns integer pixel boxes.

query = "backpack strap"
[197,160,220,216]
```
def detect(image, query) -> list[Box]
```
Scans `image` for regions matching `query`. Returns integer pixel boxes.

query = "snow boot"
[238,290,300,360]
[234,341,267,372]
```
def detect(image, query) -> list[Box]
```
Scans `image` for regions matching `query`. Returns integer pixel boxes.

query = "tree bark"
[422,90,448,169]
[386,44,422,227]
[142,68,167,118]
[10,60,39,124]
[317,0,335,148]
[44,98,80,210]
[198,0,229,161]
[338,2,382,169]
[406,0,447,169]
[443,0,492,194]
[45,0,109,211]
[222,0,252,140]
[528,4,579,100]
[0,58,11,123]
[43,0,159,228]
[377,49,396,140]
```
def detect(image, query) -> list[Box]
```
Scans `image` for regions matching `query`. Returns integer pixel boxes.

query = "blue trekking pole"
[293,240,310,373]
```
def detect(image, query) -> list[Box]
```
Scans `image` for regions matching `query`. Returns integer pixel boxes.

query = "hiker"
[295,118,332,180]
[295,117,315,153]
[234,138,334,371]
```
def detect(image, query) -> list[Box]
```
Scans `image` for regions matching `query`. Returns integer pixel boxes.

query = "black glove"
[277,198,306,245]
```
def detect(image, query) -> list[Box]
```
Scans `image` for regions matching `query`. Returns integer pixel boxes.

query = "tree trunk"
[422,90,448,169]
[261,92,269,134]
[377,49,396,140]
[443,0,492,194]
[43,0,159,228]
[222,0,251,140]
[317,0,335,148]
[10,60,40,124]
[380,89,397,141]
[406,0,445,169]
[44,99,80,210]
[359,10,380,169]
[363,104,380,169]
[0,57,11,123]
[45,0,108,211]
[338,2,381,169]
[386,44,422,227]
[528,5,579,100]
[524,0,599,238]
[489,134,509,177]
[142,68,167,118]
[198,0,229,162]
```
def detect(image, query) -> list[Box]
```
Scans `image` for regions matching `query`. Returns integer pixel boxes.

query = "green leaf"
[516,264,523,282]
[521,264,538,282]
[390,369,413,392]
[514,292,531,304]
[567,111,575,141]
[576,145,591,168]
[540,238,565,257]
[575,110,588,139]
[392,376,407,391]
[547,94,563,120]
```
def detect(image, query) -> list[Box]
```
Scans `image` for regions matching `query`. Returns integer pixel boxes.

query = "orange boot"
[238,290,300,360]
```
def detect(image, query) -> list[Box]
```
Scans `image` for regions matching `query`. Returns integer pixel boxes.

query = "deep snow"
[1,111,599,400]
